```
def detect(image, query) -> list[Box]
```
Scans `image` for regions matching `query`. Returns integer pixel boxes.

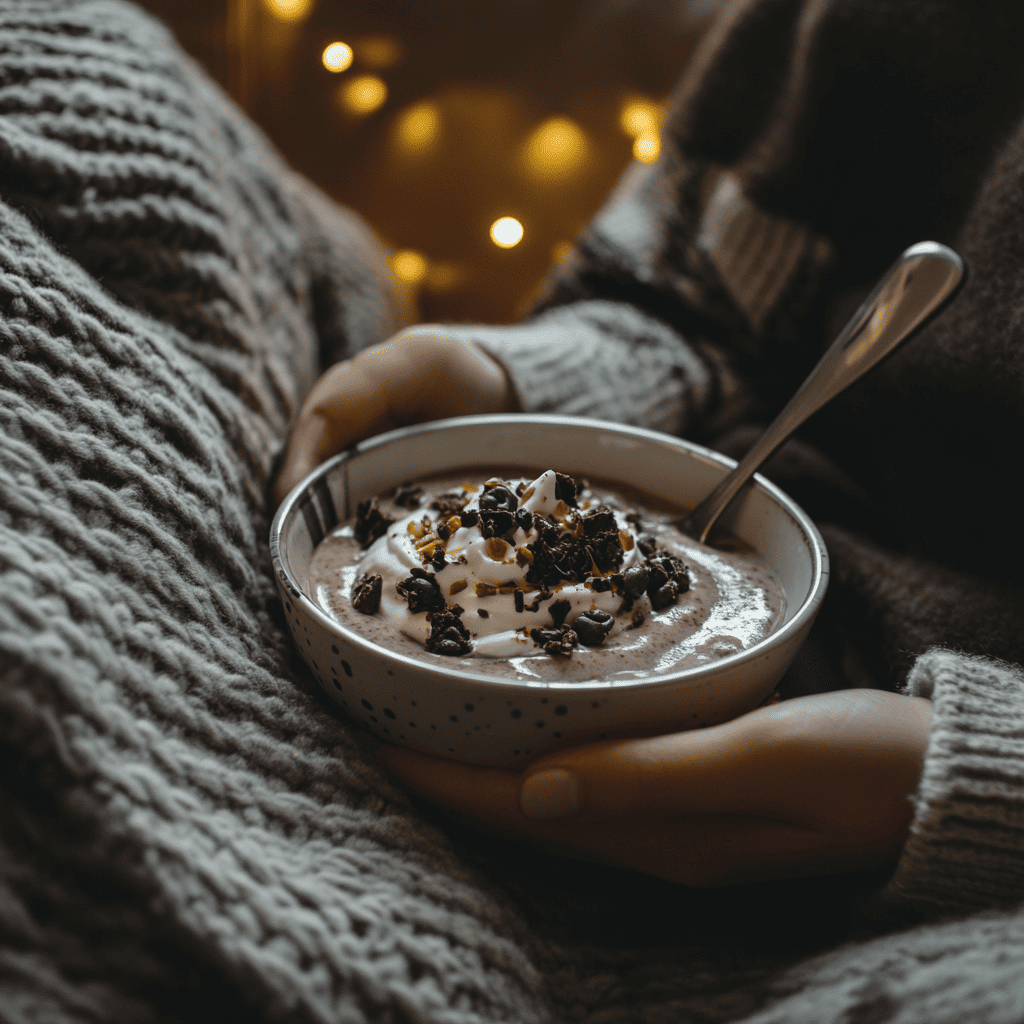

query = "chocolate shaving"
[530,624,577,657]
[514,589,525,613]
[426,608,472,656]
[393,484,424,509]
[431,490,469,516]
[573,609,614,646]
[354,498,394,547]
[548,598,571,626]
[351,572,383,615]
[554,472,579,507]
[396,567,446,613]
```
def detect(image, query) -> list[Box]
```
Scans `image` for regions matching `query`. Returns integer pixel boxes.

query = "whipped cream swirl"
[356,470,650,657]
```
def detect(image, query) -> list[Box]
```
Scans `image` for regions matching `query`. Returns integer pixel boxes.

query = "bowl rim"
[270,413,830,692]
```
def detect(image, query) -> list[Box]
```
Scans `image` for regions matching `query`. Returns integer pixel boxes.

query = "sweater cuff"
[470,300,712,436]
[886,648,1024,912]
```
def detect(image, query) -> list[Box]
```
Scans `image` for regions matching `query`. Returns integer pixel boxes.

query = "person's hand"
[378,688,932,886]
[274,326,520,506]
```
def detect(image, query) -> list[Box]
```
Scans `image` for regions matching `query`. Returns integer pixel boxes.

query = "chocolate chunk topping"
[554,472,579,507]
[477,608,489,618]
[479,484,518,512]
[587,575,612,592]
[354,498,395,547]
[514,589,525,613]
[644,550,690,609]
[479,509,517,539]
[431,490,469,516]
[461,508,479,528]
[529,624,577,657]
[351,572,383,615]
[637,533,658,557]
[393,484,424,509]
[580,506,628,573]
[396,567,446,613]
[425,608,472,656]
[573,609,614,646]
[515,508,533,533]
[547,598,572,626]
[431,548,447,571]
[621,565,650,598]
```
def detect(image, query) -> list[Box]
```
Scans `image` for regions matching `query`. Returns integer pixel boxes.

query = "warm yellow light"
[551,241,574,264]
[619,98,662,139]
[339,76,388,115]
[633,132,661,163]
[322,42,353,73]
[392,250,427,284]
[521,117,589,182]
[261,0,312,23]
[358,36,402,69]
[395,102,440,154]
[490,217,524,249]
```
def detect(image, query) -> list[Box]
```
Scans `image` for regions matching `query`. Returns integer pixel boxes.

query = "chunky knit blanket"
[6,2,1024,1023]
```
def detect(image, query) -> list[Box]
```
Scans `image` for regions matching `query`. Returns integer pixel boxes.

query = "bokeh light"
[633,134,661,163]
[338,75,388,115]
[322,42,353,73]
[521,117,589,182]
[619,98,662,138]
[261,0,313,23]
[620,97,663,163]
[395,102,441,154]
[393,250,428,284]
[490,217,524,248]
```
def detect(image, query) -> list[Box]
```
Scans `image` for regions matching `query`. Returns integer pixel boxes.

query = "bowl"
[270,414,828,768]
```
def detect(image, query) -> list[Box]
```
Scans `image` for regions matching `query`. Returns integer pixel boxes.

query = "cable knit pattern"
[9,3,1024,1024]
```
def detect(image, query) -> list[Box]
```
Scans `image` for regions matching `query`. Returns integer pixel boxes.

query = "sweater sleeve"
[885,649,1024,912]
[476,0,1024,441]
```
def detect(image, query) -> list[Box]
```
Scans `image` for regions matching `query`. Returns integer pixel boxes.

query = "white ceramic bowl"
[270,414,828,768]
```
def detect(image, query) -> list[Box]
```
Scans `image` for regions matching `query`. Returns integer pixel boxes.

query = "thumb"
[518,720,763,821]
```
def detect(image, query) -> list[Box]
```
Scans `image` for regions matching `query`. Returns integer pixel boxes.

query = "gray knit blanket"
[5,3,1024,1023]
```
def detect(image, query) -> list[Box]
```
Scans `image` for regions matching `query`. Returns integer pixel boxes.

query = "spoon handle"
[680,241,965,543]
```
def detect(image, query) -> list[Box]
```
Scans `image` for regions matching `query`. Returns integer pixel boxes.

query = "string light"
[395,102,441,154]
[620,97,663,164]
[393,250,428,284]
[261,0,313,23]
[338,76,388,115]
[521,117,589,182]
[490,217,524,248]
[322,42,353,73]
[633,134,661,163]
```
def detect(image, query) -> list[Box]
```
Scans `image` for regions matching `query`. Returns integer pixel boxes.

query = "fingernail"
[519,769,581,820]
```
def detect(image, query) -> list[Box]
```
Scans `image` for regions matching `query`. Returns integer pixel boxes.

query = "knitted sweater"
[3,3,1024,1024]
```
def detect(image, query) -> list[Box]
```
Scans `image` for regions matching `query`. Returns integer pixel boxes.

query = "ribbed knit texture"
[8,2,1024,1023]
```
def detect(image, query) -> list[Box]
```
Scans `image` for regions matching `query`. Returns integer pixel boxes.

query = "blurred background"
[137,0,724,324]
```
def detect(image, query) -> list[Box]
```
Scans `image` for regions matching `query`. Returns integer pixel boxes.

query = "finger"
[376,745,899,886]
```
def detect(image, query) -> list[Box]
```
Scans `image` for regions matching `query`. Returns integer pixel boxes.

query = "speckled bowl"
[270,414,828,768]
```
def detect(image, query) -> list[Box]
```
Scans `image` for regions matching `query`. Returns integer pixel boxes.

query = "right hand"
[273,326,520,506]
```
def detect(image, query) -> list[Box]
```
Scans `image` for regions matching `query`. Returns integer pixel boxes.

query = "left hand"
[378,688,932,886]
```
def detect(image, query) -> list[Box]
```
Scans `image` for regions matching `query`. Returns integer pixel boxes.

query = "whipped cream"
[357,470,648,657]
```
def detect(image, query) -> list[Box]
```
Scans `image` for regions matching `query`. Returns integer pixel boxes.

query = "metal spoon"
[680,241,965,544]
